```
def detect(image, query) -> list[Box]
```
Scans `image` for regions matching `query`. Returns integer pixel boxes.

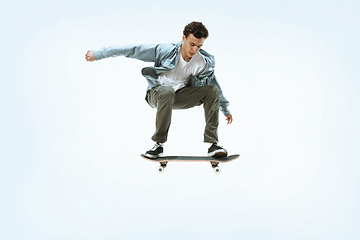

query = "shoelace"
[151,143,161,151]
[213,143,223,148]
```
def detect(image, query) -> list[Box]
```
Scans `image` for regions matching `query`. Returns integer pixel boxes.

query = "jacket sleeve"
[196,49,231,116]
[208,74,231,116]
[94,43,171,63]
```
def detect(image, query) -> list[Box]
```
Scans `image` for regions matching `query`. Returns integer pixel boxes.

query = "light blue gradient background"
[1,0,359,239]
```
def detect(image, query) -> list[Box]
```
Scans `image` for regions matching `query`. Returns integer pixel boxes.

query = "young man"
[85,21,233,159]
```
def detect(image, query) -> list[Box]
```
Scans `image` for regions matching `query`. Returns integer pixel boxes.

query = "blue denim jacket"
[94,41,231,116]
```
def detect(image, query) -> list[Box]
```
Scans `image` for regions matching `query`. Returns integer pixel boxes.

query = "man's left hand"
[225,114,233,124]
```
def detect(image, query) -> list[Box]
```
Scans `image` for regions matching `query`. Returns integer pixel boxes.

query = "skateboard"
[141,154,240,174]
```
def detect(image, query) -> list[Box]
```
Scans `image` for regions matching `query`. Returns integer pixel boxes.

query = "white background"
[1,0,359,239]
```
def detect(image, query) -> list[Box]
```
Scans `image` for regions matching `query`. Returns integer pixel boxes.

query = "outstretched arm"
[85,43,173,63]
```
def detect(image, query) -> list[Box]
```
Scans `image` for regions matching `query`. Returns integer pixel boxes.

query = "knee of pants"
[204,85,219,97]
[158,86,175,101]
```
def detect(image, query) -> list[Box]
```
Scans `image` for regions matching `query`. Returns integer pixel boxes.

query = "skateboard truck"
[158,161,168,173]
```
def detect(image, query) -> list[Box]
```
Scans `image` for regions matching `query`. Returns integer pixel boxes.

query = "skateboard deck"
[141,154,240,174]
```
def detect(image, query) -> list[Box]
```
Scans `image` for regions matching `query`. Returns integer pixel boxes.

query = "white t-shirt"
[158,47,206,91]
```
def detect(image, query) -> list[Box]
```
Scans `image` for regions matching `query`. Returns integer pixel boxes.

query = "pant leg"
[146,85,220,143]
[146,86,175,143]
[173,85,220,143]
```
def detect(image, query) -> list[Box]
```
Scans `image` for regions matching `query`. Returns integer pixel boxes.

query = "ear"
[182,35,186,41]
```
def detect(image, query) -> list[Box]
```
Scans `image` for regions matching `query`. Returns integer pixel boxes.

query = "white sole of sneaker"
[144,152,163,159]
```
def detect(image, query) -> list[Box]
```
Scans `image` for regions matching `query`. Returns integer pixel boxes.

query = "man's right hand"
[85,50,95,62]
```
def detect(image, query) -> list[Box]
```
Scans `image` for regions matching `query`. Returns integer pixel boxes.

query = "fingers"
[85,50,95,61]
[226,114,233,124]
[85,51,89,61]
[85,51,91,61]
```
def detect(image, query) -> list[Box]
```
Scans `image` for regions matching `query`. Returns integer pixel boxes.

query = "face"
[181,34,206,61]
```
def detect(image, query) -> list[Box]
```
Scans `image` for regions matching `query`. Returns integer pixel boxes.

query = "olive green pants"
[146,85,219,143]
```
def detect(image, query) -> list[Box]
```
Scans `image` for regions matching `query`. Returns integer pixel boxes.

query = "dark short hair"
[183,21,209,39]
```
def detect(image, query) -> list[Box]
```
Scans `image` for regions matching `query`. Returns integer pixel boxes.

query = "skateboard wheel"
[158,166,165,173]
[213,167,221,174]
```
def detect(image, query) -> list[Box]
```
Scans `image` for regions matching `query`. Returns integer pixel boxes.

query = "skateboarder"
[85,21,233,159]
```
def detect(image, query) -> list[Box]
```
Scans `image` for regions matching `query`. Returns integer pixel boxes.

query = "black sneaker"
[144,143,164,159]
[208,143,228,158]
